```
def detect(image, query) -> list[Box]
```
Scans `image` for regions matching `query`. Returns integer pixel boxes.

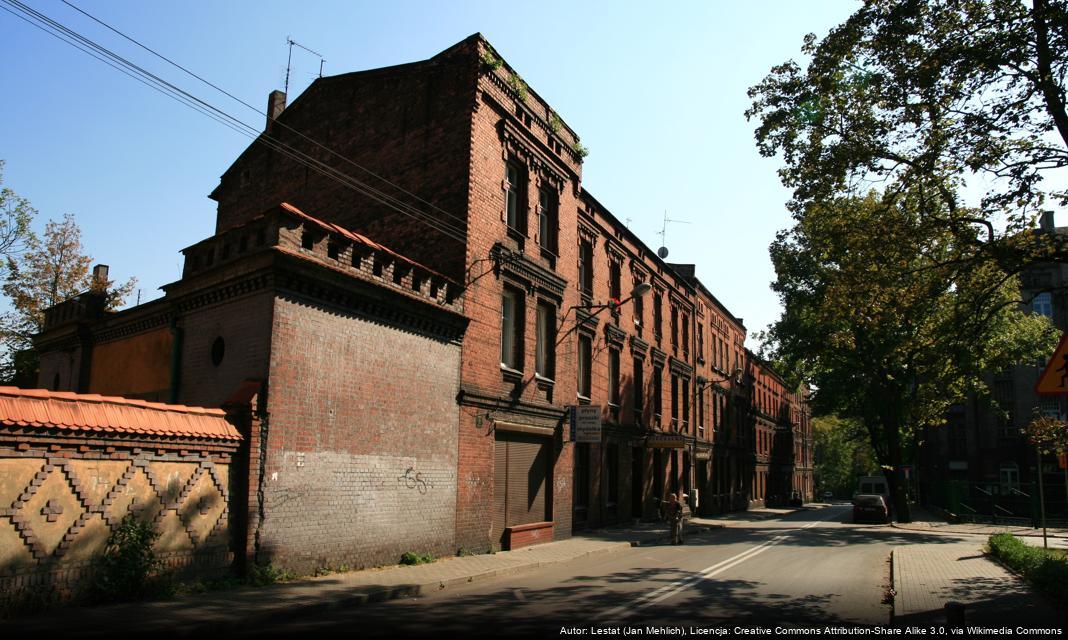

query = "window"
[578,334,592,399]
[653,291,663,340]
[697,323,704,362]
[501,288,523,370]
[670,306,678,348]
[505,162,526,232]
[1033,292,1053,318]
[999,462,1019,490]
[681,312,690,356]
[633,358,644,416]
[609,261,621,302]
[579,240,594,300]
[536,301,555,379]
[671,374,679,429]
[537,187,558,254]
[633,284,644,336]
[682,378,690,432]
[608,348,620,406]
[653,365,663,422]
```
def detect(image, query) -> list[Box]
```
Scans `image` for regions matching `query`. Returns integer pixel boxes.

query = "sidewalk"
[893,541,1063,626]
[892,506,1066,626]
[892,505,1068,540]
[7,508,791,635]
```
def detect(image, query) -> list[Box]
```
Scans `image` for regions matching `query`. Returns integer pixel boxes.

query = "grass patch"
[987,533,1068,606]
[400,551,434,566]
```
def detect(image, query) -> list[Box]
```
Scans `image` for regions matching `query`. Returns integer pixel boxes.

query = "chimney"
[1040,211,1055,233]
[92,264,109,284]
[266,90,287,132]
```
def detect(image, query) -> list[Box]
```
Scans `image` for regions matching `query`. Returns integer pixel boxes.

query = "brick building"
[35,34,812,569]
[919,213,1067,522]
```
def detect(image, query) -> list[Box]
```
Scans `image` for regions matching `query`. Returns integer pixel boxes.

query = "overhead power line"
[2,0,468,245]
[60,0,470,234]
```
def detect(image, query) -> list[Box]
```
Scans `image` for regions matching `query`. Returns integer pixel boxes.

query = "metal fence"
[926,480,1068,527]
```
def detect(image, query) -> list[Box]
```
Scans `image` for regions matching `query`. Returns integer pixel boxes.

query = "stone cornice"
[669,356,694,378]
[490,243,567,300]
[629,335,649,358]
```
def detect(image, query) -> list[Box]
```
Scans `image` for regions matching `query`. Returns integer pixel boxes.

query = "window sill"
[535,373,555,389]
[500,364,523,383]
[576,394,591,406]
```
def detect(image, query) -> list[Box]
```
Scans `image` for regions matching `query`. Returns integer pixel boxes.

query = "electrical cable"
[61,0,471,233]
[1,0,467,244]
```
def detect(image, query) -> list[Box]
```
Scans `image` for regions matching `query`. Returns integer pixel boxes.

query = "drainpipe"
[169,316,184,404]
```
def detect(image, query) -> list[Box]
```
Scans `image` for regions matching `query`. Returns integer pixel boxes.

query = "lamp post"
[571,282,653,316]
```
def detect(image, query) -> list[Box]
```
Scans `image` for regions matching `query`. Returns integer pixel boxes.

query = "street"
[232,505,942,637]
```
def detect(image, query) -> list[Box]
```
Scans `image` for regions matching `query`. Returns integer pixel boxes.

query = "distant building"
[35,34,812,572]
[919,212,1067,521]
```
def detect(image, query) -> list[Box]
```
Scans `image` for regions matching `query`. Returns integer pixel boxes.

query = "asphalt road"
[233,505,950,638]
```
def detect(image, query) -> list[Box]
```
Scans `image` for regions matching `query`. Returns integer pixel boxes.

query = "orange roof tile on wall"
[0,387,241,441]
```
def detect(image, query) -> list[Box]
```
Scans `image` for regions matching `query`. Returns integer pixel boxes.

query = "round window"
[211,336,225,366]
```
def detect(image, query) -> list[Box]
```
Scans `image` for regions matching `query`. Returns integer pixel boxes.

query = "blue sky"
[0,0,859,340]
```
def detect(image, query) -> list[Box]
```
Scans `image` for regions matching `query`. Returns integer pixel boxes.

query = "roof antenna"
[656,210,690,259]
[284,37,326,95]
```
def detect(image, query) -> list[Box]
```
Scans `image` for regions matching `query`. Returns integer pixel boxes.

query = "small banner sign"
[570,405,602,443]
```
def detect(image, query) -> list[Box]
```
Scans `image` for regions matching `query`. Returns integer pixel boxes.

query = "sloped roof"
[0,387,242,441]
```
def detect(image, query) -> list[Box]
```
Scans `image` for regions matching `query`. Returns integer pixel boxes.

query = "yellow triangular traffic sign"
[1035,333,1068,396]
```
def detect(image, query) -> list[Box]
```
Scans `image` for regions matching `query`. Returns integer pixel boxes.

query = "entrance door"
[631,447,643,518]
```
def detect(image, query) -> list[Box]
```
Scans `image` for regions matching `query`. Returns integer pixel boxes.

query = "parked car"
[821,491,834,501]
[852,494,890,524]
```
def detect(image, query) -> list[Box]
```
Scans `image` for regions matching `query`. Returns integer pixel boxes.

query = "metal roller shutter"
[493,432,551,534]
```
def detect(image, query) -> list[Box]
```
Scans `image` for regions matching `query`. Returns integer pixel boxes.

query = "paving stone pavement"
[892,540,1064,628]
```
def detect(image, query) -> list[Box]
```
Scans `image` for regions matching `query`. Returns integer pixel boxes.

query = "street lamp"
[696,367,744,391]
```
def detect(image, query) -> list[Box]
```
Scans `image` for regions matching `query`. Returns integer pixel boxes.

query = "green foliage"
[548,112,562,134]
[481,48,503,72]
[1024,413,1068,453]
[988,533,1068,606]
[571,142,589,158]
[0,208,137,382]
[813,414,879,497]
[400,551,434,565]
[247,562,296,587]
[89,514,172,603]
[506,73,529,102]
[762,190,1058,519]
[747,0,1068,274]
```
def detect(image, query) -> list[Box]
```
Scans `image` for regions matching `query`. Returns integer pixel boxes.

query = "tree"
[813,414,879,498]
[747,0,1068,278]
[0,161,37,273]
[763,190,1057,521]
[0,213,135,382]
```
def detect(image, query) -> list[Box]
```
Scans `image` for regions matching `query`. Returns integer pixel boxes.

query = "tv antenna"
[284,37,325,95]
[656,210,690,259]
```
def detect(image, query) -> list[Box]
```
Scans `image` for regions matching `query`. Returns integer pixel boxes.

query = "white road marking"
[598,508,842,620]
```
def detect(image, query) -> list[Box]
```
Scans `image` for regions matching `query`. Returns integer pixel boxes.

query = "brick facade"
[34,33,813,571]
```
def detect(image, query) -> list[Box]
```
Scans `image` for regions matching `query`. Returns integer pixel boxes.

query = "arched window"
[1032,292,1053,318]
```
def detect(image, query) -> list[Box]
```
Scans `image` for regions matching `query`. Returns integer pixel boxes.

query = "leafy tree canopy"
[0,212,135,383]
[748,0,1068,274]
[763,189,1057,519]
[813,414,879,498]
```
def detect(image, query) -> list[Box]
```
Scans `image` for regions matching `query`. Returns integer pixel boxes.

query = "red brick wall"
[210,39,480,283]
[176,291,275,409]
[257,295,461,572]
